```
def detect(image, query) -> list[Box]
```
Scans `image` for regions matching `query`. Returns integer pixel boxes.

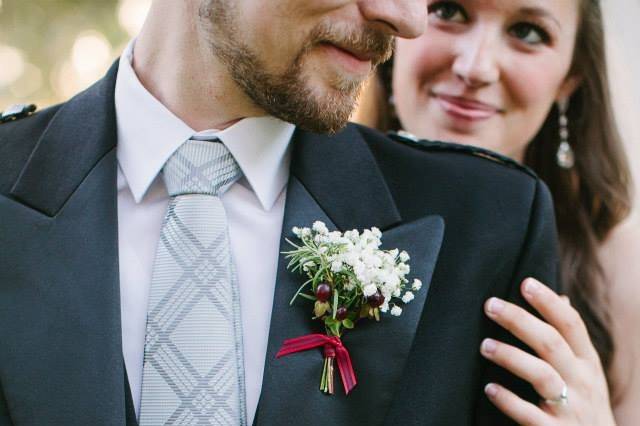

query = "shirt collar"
[115,39,295,211]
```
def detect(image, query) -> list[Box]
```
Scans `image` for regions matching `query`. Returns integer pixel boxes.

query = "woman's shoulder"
[599,218,640,414]
[600,219,640,315]
[600,218,640,290]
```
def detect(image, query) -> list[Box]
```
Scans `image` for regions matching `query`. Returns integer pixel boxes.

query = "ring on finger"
[544,383,568,406]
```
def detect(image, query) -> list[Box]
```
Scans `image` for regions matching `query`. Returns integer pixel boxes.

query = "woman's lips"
[433,93,501,121]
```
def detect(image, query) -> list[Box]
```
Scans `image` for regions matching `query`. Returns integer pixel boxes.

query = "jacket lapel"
[0,63,127,425]
[256,127,445,425]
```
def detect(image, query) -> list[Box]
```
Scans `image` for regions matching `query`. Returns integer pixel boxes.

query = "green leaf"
[297,293,316,301]
[289,278,313,305]
[329,322,341,337]
[342,318,354,329]
[324,317,338,326]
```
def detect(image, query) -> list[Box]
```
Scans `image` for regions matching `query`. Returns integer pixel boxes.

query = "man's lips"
[330,43,373,62]
[432,92,503,121]
[320,42,373,75]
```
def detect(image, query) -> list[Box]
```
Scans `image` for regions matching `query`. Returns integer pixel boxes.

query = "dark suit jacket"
[0,62,559,425]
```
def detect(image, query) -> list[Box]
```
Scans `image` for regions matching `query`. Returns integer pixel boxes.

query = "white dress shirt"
[115,39,295,424]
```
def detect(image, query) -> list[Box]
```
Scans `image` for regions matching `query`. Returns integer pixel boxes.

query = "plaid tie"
[139,138,246,425]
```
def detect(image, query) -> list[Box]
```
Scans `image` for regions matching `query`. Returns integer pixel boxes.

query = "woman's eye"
[429,1,467,23]
[510,23,550,45]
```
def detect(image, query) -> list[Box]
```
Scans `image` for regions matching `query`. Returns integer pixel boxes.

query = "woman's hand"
[482,278,617,425]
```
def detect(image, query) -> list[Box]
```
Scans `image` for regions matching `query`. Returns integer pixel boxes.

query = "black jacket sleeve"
[475,178,560,425]
[0,383,12,426]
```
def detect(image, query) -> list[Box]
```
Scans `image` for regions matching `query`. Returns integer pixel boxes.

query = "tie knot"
[163,139,242,197]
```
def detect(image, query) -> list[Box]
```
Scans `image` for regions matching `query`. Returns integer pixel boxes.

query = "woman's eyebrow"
[519,6,562,29]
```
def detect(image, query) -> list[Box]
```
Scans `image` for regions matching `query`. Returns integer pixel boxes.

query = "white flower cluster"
[293,221,422,316]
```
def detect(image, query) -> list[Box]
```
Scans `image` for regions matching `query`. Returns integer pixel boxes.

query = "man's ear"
[556,74,582,102]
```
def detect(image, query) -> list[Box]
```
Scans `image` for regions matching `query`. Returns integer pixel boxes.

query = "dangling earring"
[556,99,575,169]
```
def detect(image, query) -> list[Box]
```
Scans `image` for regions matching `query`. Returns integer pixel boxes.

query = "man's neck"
[131,1,265,131]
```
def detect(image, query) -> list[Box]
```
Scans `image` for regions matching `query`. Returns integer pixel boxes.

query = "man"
[0,1,558,425]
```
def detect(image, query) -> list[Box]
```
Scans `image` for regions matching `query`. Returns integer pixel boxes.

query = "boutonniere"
[276,221,423,395]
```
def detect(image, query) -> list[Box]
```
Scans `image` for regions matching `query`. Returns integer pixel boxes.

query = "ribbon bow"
[276,333,357,394]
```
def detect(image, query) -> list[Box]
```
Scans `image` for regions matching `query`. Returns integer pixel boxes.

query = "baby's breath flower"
[344,229,359,242]
[390,305,403,316]
[396,263,410,275]
[363,284,378,297]
[399,250,410,262]
[331,260,343,273]
[371,227,382,239]
[380,274,399,292]
[312,221,329,235]
[327,231,342,244]
[292,226,301,237]
[412,279,422,291]
[402,291,415,303]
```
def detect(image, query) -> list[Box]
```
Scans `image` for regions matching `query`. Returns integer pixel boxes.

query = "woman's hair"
[374,0,633,390]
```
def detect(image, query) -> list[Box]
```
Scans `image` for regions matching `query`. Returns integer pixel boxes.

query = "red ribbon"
[276,334,357,394]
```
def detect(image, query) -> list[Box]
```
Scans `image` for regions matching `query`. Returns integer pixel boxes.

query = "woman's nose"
[452,29,500,88]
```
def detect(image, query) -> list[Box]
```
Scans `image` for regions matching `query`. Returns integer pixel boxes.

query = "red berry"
[315,283,331,302]
[336,306,348,321]
[367,292,385,308]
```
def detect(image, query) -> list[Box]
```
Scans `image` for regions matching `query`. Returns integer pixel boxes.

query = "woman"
[361,0,639,424]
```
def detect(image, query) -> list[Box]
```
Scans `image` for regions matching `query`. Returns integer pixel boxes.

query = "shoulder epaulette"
[0,103,37,124]
[389,130,537,179]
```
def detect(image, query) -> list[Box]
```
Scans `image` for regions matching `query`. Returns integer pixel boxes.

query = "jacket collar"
[288,124,402,232]
[10,61,120,217]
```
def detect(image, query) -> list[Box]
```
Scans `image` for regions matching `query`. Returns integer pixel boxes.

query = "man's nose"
[357,0,427,39]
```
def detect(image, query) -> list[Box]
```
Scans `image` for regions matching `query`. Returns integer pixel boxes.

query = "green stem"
[320,357,328,393]
[289,278,312,305]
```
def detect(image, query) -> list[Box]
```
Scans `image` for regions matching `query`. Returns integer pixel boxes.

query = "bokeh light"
[0,0,155,108]
[72,31,112,76]
[0,45,25,87]
[118,0,152,37]
[9,63,43,98]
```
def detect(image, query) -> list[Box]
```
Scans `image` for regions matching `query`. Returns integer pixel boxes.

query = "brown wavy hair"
[372,0,633,392]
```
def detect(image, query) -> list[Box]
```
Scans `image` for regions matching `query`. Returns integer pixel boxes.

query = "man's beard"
[200,1,393,134]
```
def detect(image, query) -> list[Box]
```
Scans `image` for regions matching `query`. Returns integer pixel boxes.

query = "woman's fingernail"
[487,298,504,315]
[523,278,540,296]
[481,338,497,355]
[485,383,498,397]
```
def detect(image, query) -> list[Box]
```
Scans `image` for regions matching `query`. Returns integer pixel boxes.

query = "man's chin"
[289,104,354,135]
[293,85,360,134]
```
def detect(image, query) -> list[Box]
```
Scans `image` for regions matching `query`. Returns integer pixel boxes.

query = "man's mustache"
[307,22,394,67]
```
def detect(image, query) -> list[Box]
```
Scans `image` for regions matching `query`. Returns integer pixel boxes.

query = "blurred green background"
[0,0,150,108]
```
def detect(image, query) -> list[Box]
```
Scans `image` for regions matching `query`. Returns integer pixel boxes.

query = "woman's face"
[393,0,581,161]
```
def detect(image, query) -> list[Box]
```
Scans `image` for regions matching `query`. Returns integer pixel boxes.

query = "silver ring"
[544,384,568,406]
